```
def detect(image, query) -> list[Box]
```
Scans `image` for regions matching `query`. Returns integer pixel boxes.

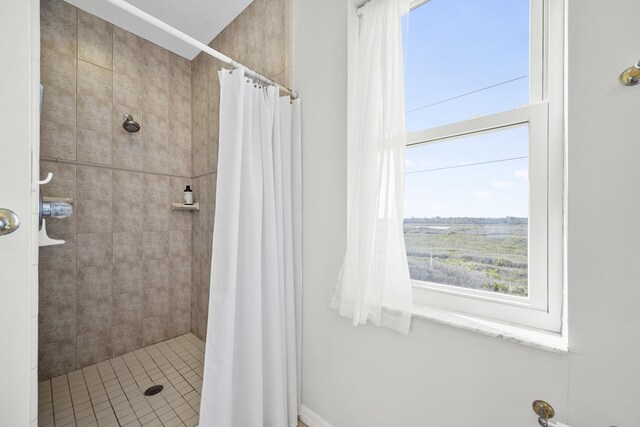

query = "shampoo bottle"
[184,185,193,205]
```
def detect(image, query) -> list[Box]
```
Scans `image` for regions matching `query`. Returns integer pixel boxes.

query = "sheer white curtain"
[199,69,302,427]
[331,0,413,334]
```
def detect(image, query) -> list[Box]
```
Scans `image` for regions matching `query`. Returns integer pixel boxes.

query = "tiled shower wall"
[38,0,193,380]
[190,0,293,339]
[38,0,292,378]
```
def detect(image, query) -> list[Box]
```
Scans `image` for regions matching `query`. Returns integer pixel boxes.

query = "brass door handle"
[532,400,555,427]
[0,208,20,236]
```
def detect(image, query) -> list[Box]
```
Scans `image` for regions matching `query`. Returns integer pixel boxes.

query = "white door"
[0,0,40,425]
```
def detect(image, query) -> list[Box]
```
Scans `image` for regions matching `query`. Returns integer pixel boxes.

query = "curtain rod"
[104,0,298,99]
[356,0,430,17]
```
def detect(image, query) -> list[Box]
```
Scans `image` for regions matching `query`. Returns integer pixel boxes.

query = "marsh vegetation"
[404,217,528,296]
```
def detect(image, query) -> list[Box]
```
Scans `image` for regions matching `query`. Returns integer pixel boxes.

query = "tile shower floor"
[38,333,205,427]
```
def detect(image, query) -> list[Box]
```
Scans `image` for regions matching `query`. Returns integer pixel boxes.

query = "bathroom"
[2,0,640,426]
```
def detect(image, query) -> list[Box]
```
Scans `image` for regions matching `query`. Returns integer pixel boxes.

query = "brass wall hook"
[532,400,555,427]
[620,60,640,86]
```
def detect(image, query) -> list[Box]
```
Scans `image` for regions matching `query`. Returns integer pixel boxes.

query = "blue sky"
[403,0,530,218]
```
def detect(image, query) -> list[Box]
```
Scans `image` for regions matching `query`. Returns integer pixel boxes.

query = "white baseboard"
[299,404,335,427]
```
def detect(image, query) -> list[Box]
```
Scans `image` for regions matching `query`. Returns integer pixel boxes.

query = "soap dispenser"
[184,185,193,205]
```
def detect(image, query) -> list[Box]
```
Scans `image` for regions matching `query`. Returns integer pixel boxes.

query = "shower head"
[122,114,141,133]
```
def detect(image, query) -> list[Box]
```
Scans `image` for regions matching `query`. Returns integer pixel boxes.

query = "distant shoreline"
[404,217,528,226]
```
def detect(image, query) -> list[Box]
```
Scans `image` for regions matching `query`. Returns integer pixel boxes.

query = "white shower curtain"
[331,0,413,334]
[199,69,302,427]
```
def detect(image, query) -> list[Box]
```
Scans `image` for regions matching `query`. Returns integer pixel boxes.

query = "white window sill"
[412,303,568,353]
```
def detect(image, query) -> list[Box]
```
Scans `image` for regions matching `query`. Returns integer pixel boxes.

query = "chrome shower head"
[123,114,141,133]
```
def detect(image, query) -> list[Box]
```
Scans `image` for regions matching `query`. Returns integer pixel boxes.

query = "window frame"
[404,0,564,333]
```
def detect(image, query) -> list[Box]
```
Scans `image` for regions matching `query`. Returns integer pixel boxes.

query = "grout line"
[40,156,192,179]
[110,24,117,374]
[65,371,79,426]
[46,379,54,424]
[191,170,217,179]
[79,369,98,424]
[109,24,117,362]
[74,7,80,382]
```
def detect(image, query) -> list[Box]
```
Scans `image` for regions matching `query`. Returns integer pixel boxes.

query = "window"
[403,0,564,332]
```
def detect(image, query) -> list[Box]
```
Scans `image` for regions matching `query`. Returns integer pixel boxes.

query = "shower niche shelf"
[171,203,200,211]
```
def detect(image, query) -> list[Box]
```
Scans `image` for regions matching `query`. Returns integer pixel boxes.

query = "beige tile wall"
[190,0,293,339]
[39,0,193,381]
[39,0,292,376]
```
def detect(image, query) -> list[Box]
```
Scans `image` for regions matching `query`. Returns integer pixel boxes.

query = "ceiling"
[65,0,255,60]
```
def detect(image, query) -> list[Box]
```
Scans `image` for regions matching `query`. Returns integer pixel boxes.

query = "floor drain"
[144,385,164,396]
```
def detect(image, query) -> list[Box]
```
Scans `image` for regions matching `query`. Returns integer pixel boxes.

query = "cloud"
[514,169,528,179]
[491,180,516,189]
[433,203,445,211]
[472,191,491,199]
